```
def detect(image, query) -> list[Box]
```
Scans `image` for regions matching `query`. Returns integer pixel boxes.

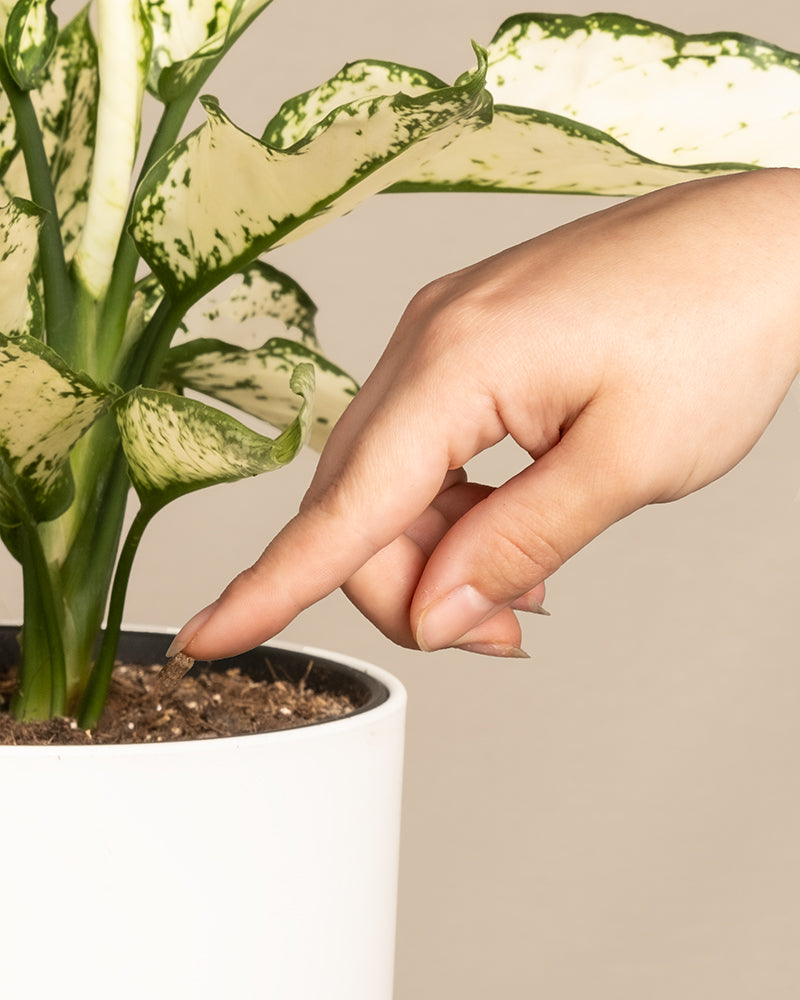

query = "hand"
[171,169,800,660]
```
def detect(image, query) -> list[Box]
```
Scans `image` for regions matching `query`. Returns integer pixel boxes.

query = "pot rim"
[0,621,406,756]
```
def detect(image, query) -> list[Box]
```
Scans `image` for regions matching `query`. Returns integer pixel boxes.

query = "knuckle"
[480,505,567,597]
[405,273,492,351]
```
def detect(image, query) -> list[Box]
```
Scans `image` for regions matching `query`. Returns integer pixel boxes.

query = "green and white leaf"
[0,0,15,35]
[263,60,448,148]
[0,196,42,338]
[142,0,274,102]
[391,13,800,195]
[4,0,57,90]
[72,0,150,298]
[130,47,492,299]
[120,272,167,358]
[115,362,315,510]
[0,332,109,525]
[124,260,319,363]
[0,9,99,257]
[175,260,319,348]
[162,336,357,450]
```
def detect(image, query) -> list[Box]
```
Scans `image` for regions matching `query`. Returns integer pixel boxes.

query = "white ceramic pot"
[0,627,406,1000]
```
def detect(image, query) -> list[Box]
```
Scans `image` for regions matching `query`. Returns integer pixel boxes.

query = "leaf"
[0,196,42,337]
[162,336,357,451]
[4,0,58,89]
[262,60,449,148]
[142,0,274,102]
[130,46,492,300]
[72,0,150,298]
[177,260,319,348]
[120,272,167,357]
[0,9,99,258]
[114,363,315,510]
[160,262,353,450]
[390,105,736,196]
[0,332,109,525]
[0,0,15,35]
[390,12,800,195]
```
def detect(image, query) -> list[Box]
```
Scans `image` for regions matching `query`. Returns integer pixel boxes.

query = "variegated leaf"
[130,47,492,298]
[175,260,319,348]
[391,13,800,195]
[114,362,314,509]
[72,0,149,298]
[120,272,167,357]
[142,0,274,102]
[0,0,15,33]
[0,92,15,179]
[263,60,448,148]
[162,336,357,450]
[4,0,58,90]
[0,196,42,337]
[0,9,98,258]
[0,332,109,525]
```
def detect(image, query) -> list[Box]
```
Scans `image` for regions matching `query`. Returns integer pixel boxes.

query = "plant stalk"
[13,522,67,719]
[77,503,156,729]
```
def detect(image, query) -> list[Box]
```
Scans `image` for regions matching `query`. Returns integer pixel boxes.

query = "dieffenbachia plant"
[1,4,799,726]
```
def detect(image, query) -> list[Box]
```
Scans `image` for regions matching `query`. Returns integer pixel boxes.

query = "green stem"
[77,503,156,730]
[0,55,74,358]
[112,293,185,390]
[58,444,131,678]
[13,522,66,720]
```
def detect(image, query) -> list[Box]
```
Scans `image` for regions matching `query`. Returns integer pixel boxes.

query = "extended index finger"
[176,380,453,660]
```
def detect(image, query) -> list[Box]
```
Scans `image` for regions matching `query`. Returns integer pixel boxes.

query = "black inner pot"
[0,625,389,723]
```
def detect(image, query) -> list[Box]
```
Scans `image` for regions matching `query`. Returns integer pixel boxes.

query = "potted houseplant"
[1,2,799,996]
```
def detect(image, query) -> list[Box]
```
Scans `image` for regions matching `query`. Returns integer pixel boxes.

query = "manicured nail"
[165,601,219,658]
[416,584,498,652]
[455,642,530,659]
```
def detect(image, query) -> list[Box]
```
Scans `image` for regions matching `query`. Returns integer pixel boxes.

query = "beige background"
[3,1,800,996]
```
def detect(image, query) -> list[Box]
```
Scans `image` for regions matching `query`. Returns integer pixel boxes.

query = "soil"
[0,656,358,747]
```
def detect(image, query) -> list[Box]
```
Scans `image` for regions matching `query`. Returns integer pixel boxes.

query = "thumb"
[412,405,655,651]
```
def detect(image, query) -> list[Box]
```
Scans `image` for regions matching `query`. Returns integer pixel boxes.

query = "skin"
[169,168,800,660]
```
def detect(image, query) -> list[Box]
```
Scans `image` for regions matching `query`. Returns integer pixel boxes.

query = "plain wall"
[3,1,799,996]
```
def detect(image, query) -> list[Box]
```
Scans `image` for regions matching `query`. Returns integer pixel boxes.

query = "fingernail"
[511,596,550,616]
[165,601,219,658]
[416,584,498,652]
[455,642,530,659]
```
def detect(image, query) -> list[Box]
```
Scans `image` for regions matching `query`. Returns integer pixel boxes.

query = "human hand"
[170,169,800,660]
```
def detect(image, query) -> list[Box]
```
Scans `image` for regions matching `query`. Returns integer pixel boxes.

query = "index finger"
[172,385,453,660]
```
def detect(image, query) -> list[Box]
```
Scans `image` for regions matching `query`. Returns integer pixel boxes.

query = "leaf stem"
[77,503,155,730]
[13,521,67,719]
[0,54,73,357]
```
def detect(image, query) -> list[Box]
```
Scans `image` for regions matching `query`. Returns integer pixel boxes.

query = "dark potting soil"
[0,657,357,746]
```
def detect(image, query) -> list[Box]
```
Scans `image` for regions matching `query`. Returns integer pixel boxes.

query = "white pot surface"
[0,637,406,1000]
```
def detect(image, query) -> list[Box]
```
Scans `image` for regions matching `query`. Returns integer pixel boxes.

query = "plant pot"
[0,626,406,1000]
